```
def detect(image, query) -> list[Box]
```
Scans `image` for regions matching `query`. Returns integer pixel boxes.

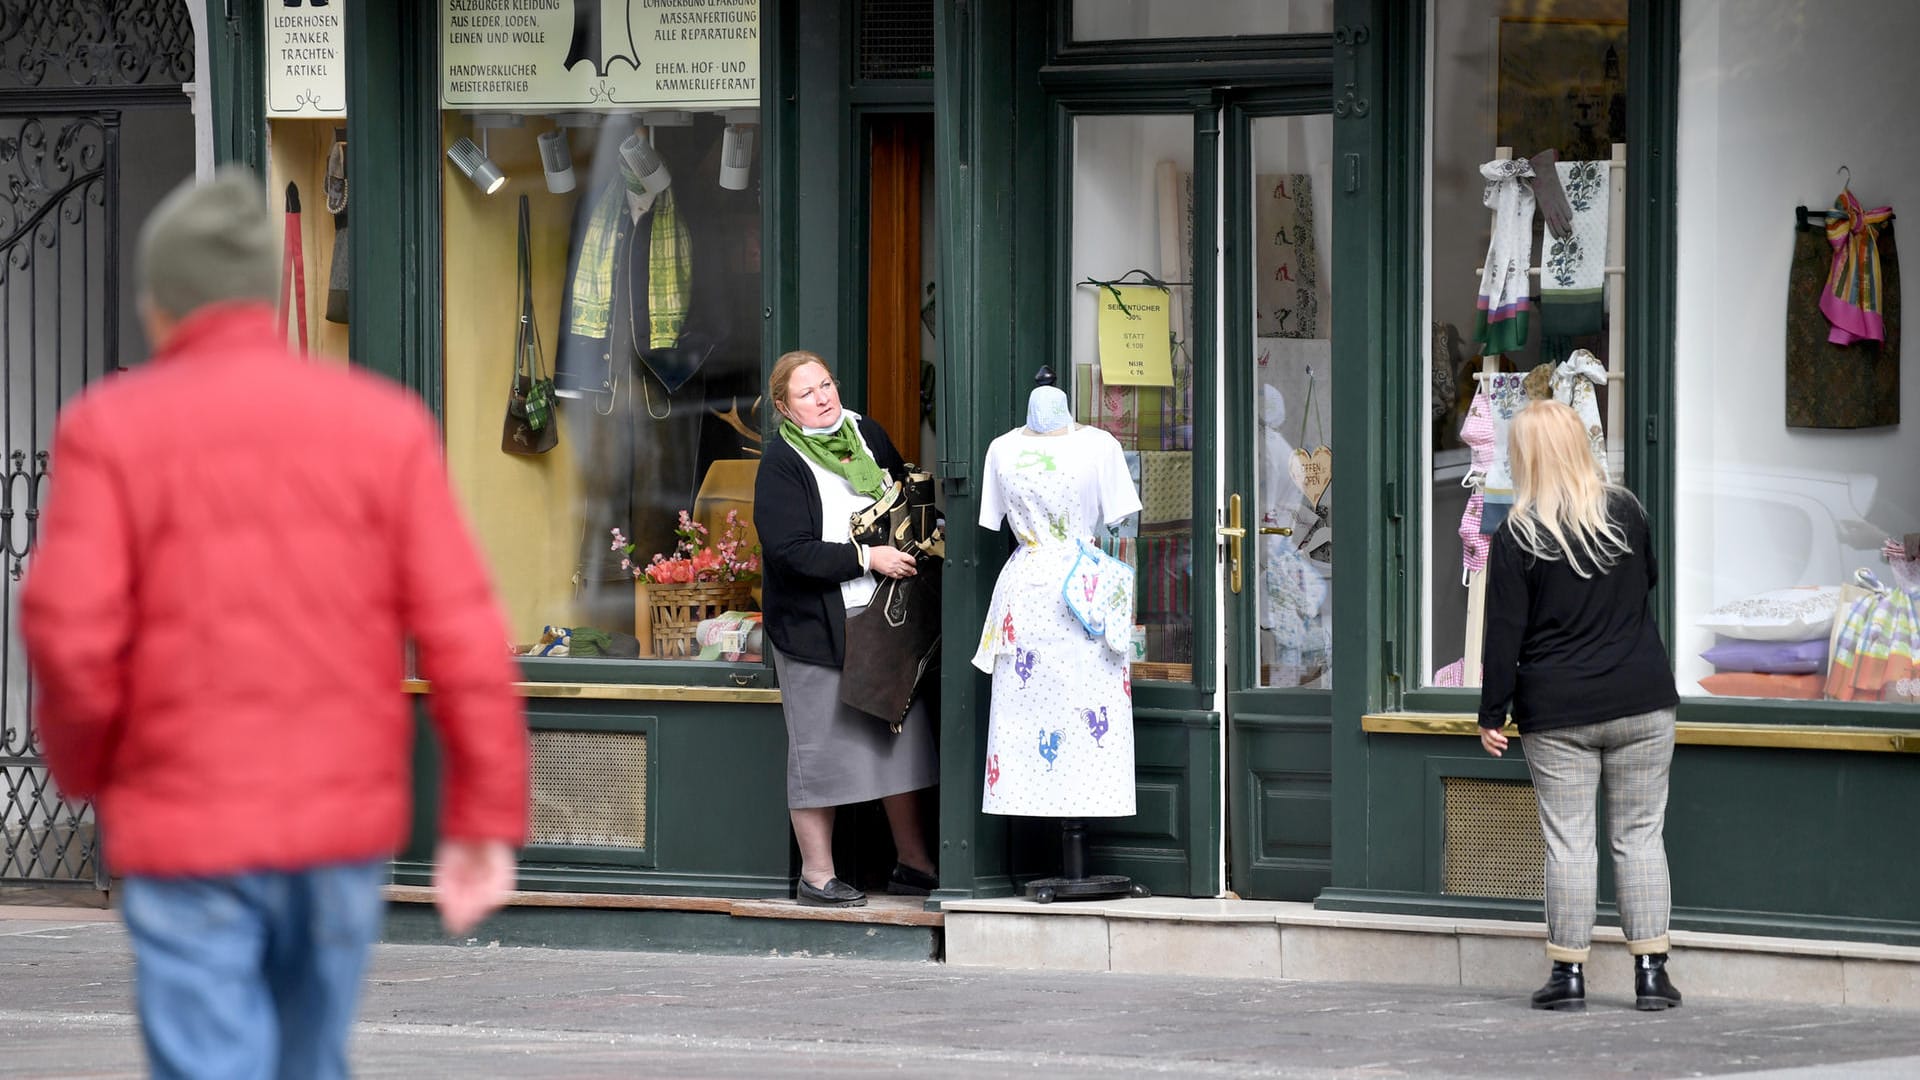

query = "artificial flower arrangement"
[612,509,760,587]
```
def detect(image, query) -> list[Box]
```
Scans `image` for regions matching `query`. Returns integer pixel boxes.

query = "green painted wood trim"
[1627,0,1680,651]
[206,1,266,169]
[931,0,1035,899]
[1327,0,1414,890]
[1047,3,1334,73]
[344,0,439,397]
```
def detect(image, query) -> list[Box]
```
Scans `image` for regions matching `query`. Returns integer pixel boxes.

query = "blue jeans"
[119,859,388,1080]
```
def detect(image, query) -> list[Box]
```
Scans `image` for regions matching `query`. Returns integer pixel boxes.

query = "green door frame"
[1220,87,1342,901]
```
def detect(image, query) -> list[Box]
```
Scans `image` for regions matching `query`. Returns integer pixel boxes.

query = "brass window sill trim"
[1362,713,1920,754]
[404,679,780,704]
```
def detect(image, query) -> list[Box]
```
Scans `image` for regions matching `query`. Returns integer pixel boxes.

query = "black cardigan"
[754,417,905,667]
[1478,491,1679,734]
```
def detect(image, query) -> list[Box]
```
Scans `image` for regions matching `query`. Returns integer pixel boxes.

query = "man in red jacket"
[20,167,529,1080]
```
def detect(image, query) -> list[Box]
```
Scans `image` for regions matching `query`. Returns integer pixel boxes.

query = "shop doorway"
[0,0,197,894]
[864,114,938,472]
[1220,103,1338,901]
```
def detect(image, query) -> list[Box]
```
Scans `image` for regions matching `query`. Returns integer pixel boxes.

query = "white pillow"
[1696,585,1843,642]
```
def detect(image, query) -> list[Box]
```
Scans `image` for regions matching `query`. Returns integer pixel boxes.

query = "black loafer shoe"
[887,863,939,896]
[796,877,867,907]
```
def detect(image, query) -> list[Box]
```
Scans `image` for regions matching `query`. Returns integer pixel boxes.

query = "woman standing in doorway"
[754,350,939,907]
[1478,400,1682,1012]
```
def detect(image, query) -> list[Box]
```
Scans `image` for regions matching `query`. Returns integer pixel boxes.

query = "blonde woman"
[1478,400,1681,1012]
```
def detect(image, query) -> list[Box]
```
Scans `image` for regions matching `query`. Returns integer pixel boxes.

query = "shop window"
[1420,1,1629,689]
[265,2,351,364]
[1673,0,1919,705]
[437,2,765,665]
[1069,113,1197,680]
[1068,0,1331,41]
[1246,114,1336,689]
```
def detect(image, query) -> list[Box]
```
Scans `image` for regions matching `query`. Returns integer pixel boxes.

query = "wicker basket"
[643,580,755,658]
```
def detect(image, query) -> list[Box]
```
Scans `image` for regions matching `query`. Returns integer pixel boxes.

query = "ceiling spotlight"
[447,135,505,195]
[537,128,575,194]
[619,132,671,195]
[718,123,755,191]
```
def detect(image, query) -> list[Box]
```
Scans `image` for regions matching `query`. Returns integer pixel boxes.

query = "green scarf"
[781,415,888,499]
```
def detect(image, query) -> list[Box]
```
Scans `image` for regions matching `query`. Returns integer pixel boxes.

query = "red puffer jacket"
[20,303,528,877]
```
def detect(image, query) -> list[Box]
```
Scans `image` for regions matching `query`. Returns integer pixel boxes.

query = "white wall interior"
[1673,0,1920,691]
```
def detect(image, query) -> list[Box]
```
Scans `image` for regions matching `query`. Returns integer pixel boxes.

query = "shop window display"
[1069,113,1197,679]
[1672,0,1917,704]
[1421,0,1630,689]
[437,4,764,663]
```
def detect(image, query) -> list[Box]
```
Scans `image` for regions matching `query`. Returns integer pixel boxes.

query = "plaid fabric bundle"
[645,189,692,349]
[1826,588,1919,701]
[1137,531,1192,619]
[567,168,692,349]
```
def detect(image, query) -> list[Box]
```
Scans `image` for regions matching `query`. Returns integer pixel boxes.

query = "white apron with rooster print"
[972,424,1142,817]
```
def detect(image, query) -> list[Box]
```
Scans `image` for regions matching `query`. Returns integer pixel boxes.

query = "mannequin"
[973,366,1149,902]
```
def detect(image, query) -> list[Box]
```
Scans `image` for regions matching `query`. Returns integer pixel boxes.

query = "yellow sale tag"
[1097,286,1175,387]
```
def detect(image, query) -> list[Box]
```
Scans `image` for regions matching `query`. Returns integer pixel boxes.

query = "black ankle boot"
[1634,952,1683,1011]
[1531,961,1586,1010]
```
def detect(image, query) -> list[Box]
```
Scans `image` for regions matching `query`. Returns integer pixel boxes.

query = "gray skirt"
[772,634,938,810]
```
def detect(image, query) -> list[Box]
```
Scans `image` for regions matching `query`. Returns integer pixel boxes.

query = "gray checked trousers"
[1522,707,1677,962]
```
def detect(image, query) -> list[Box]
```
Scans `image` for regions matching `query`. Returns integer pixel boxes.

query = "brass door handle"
[1260,526,1293,537]
[1218,493,1246,594]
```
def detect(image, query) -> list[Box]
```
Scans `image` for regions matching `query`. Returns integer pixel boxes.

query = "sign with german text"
[441,0,759,110]
[266,0,346,117]
[1097,286,1176,388]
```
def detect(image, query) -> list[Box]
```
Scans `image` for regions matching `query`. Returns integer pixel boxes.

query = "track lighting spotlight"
[619,132,672,194]
[537,128,575,194]
[446,135,505,195]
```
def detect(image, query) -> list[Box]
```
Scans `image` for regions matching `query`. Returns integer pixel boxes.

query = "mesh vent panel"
[858,0,934,80]
[529,731,648,850]
[1442,777,1544,899]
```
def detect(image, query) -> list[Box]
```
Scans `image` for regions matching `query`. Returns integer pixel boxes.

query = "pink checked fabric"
[1458,391,1496,578]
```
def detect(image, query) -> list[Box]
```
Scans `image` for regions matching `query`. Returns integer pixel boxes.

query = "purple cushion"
[1700,636,1829,675]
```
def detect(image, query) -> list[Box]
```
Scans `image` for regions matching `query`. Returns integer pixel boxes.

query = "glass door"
[1223,104,1338,900]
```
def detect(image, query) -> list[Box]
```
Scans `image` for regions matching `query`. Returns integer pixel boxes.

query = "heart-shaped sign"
[1289,445,1333,507]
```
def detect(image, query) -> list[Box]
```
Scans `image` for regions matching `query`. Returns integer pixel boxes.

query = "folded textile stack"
[1694,586,1842,699]
[694,610,763,662]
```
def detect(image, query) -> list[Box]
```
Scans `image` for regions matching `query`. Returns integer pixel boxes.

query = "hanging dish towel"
[1549,347,1609,471]
[1821,188,1894,345]
[1538,160,1610,363]
[1473,159,1535,356]
[1478,372,1527,534]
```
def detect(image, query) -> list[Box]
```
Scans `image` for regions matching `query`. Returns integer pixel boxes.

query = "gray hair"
[137,166,280,319]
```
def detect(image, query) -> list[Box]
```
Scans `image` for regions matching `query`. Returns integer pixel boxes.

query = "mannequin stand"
[1024,819,1153,903]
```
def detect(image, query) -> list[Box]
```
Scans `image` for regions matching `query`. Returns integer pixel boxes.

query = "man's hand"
[433,839,516,936]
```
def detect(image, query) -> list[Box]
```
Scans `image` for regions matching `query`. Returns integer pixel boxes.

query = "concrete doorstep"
[942,897,1920,1010]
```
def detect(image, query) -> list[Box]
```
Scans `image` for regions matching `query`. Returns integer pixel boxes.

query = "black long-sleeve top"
[753,417,905,668]
[1477,491,1678,734]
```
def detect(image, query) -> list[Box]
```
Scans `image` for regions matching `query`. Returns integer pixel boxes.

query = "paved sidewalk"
[6,913,1920,1078]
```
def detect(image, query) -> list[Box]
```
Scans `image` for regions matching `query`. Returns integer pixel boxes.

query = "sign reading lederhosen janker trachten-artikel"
[441,0,758,110]
[266,0,346,117]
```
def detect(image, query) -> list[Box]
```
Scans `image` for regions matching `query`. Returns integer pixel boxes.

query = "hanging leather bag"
[503,194,559,455]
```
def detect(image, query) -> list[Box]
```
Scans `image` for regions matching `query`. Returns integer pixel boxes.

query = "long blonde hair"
[1506,399,1630,578]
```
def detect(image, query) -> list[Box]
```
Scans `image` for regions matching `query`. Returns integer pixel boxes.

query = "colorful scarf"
[567,165,693,349]
[1821,189,1894,346]
[781,412,888,499]
[1474,159,1536,356]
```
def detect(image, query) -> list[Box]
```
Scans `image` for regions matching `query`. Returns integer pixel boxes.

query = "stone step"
[942,897,1920,1010]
